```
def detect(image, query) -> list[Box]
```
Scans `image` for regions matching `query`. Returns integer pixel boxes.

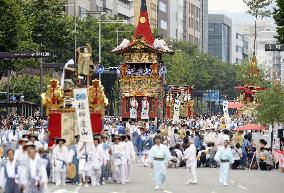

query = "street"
[47,164,284,193]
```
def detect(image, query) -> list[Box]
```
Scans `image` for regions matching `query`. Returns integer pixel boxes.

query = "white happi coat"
[124,141,136,164]
[141,99,149,120]
[111,143,127,166]
[52,145,69,172]
[89,145,104,169]
[130,99,138,119]
[184,144,197,167]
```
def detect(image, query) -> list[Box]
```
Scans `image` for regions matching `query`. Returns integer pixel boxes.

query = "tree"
[274,0,284,43]
[243,0,272,54]
[0,0,37,78]
[0,75,51,104]
[255,83,284,132]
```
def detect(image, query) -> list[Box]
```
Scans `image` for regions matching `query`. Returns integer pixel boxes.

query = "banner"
[73,88,93,142]
[61,112,79,145]
[223,100,229,117]
[173,99,180,122]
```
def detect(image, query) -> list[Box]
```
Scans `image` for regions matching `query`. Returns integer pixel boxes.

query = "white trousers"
[91,168,102,186]
[125,163,132,181]
[219,162,230,184]
[55,170,67,186]
[186,166,197,183]
[114,164,126,183]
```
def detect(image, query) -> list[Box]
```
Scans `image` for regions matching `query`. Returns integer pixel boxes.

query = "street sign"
[96,65,104,74]
[0,52,51,58]
[265,44,284,52]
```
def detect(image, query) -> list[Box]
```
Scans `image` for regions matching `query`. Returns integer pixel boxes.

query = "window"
[159,1,167,13]
[160,19,167,30]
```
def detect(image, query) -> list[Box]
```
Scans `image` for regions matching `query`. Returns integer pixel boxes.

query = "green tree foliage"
[255,83,284,124]
[0,0,37,78]
[243,0,272,18]
[164,41,238,99]
[0,75,51,104]
[274,0,284,43]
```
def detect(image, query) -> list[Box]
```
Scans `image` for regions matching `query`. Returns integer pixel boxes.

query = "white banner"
[173,99,180,122]
[130,98,138,119]
[141,99,149,120]
[73,88,93,142]
[223,100,229,117]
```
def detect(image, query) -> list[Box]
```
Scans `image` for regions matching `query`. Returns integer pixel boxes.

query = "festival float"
[166,86,194,121]
[41,45,108,146]
[112,0,173,123]
[235,55,266,116]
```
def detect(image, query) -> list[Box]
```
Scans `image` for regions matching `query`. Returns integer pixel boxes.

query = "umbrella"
[235,124,265,131]
[228,102,243,109]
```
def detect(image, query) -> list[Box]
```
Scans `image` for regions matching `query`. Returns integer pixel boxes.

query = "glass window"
[159,1,167,13]
[160,19,167,30]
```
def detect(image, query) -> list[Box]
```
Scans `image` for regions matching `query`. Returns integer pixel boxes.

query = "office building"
[256,30,283,82]
[232,27,253,64]
[157,0,184,40]
[66,0,134,24]
[208,14,232,63]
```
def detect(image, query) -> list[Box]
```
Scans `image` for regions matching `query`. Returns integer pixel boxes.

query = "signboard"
[96,64,104,74]
[265,44,284,52]
[0,52,51,58]
[73,88,93,142]
[204,90,220,102]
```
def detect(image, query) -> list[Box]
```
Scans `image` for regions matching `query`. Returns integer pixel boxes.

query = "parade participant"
[169,129,180,147]
[101,135,112,183]
[214,135,234,186]
[28,133,43,150]
[0,149,21,193]
[14,138,29,164]
[90,136,104,186]
[20,142,48,193]
[123,134,136,182]
[111,135,127,184]
[69,135,80,184]
[183,139,197,184]
[148,135,171,190]
[52,138,69,186]
[135,123,153,167]
[77,141,94,186]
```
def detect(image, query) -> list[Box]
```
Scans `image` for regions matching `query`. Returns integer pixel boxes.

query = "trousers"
[55,170,66,186]
[153,161,166,186]
[186,166,197,183]
[113,164,126,183]
[91,168,102,186]
[219,162,230,184]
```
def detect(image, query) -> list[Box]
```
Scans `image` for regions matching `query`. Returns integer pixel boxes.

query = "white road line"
[238,185,248,190]
[210,191,218,193]
[230,179,235,184]
[164,190,173,193]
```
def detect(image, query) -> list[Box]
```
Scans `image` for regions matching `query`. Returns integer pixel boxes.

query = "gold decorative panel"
[123,52,157,63]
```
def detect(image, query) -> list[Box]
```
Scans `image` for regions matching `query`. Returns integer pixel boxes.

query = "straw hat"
[112,135,121,142]
[66,163,77,179]
[23,141,36,150]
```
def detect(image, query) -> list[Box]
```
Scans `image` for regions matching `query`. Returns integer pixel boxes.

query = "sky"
[208,0,248,13]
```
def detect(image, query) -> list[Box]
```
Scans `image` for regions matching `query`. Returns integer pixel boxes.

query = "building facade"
[208,14,232,63]
[66,0,134,24]
[256,30,283,82]
[232,27,252,64]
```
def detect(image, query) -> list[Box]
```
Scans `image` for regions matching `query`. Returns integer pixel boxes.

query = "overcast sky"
[208,0,248,13]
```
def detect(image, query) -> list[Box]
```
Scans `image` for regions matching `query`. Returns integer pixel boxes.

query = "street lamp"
[63,1,77,63]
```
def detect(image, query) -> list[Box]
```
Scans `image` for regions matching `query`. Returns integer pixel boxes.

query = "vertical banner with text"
[73,88,93,142]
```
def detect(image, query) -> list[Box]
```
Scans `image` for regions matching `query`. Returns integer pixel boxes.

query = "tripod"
[249,152,260,170]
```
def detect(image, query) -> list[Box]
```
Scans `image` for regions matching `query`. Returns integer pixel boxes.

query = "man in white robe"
[52,138,69,186]
[183,139,197,184]
[90,137,104,186]
[214,135,234,186]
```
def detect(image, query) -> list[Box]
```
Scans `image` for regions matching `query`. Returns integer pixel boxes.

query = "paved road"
[47,164,284,193]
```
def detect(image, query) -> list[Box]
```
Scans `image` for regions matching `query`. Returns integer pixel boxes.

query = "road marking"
[164,190,172,193]
[238,185,248,190]
[210,191,218,193]
[230,179,235,184]
[52,189,66,193]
